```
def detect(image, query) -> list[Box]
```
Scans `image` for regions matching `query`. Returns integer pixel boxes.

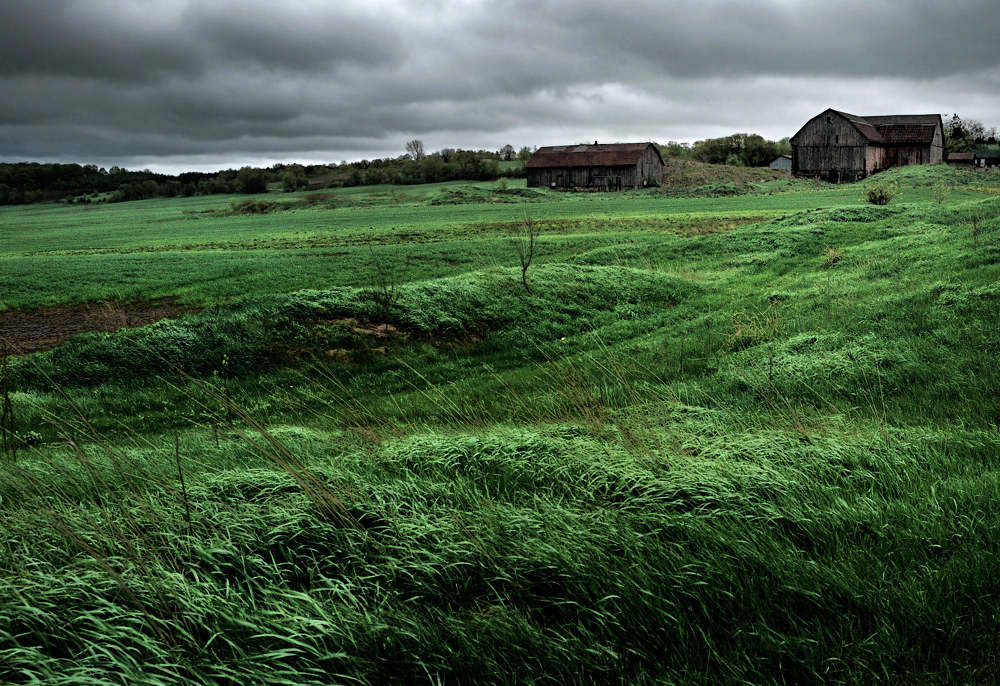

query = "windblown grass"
[1,164,999,683]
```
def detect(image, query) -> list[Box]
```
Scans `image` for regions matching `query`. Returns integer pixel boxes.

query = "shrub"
[865,181,899,205]
[933,181,951,205]
[229,198,278,214]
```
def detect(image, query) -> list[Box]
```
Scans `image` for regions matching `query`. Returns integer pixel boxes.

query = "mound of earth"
[0,300,192,355]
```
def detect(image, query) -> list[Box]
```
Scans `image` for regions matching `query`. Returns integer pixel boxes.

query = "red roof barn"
[526,142,664,190]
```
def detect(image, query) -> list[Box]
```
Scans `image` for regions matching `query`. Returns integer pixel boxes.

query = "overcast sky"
[2,0,997,173]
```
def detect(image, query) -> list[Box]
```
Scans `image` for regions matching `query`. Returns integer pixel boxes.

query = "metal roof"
[526,142,663,168]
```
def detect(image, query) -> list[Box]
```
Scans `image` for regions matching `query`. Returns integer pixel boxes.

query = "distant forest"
[0,148,524,206]
[2,117,991,205]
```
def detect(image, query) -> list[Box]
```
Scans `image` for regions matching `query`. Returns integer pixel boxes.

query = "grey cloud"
[0,0,402,84]
[524,0,1000,79]
[1,0,998,169]
[0,1,202,82]
[186,3,404,72]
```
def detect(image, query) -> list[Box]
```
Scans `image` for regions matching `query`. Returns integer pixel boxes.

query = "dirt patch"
[0,299,194,355]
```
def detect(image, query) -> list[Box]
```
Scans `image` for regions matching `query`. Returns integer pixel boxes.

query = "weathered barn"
[769,154,792,170]
[790,109,943,182]
[947,152,974,167]
[526,142,664,190]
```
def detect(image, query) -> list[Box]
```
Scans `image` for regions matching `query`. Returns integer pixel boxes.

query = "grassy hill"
[1,165,999,684]
[658,157,820,195]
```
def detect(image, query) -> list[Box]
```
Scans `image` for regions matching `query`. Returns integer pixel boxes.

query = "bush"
[865,181,899,205]
[229,198,278,214]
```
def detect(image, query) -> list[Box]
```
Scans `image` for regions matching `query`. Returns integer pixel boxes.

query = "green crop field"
[1,165,999,683]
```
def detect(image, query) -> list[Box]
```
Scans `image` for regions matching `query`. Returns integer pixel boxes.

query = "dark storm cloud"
[0,0,401,82]
[0,1,202,82]
[535,0,999,79]
[1,0,998,171]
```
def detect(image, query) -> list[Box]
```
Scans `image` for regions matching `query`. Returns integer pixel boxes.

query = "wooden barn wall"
[866,145,885,173]
[638,147,664,184]
[792,113,869,181]
[793,145,868,181]
[886,145,935,166]
[527,165,642,190]
[929,125,943,163]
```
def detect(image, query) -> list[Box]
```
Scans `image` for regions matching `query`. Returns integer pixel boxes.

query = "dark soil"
[0,299,194,355]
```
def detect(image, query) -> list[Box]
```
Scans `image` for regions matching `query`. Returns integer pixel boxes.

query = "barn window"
[836,135,839,144]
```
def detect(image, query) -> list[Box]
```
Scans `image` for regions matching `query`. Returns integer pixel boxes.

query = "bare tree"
[364,246,398,319]
[516,212,538,295]
[405,139,425,160]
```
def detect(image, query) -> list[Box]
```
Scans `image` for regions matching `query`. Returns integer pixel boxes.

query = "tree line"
[944,114,998,154]
[0,163,274,205]
[659,134,792,167]
[11,116,988,207]
[0,145,533,206]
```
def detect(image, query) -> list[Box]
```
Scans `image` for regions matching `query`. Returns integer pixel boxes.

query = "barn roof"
[862,115,943,144]
[861,114,942,128]
[831,110,886,143]
[793,109,944,146]
[947,152,974,161]
[526,142,663,168]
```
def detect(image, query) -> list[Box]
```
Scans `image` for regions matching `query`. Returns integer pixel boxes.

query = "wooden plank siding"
[526,142,664,191]
[791,110,872,182]
[791,109,944,183]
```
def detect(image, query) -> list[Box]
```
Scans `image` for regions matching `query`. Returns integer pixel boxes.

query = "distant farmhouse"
[790,108,943,182]
[769,154,792,170]
[526,142,664,191]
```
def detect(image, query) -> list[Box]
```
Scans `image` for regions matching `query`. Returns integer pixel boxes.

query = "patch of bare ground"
[0,299,194,355]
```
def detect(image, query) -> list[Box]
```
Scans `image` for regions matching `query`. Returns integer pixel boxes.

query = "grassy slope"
[7,176,990,311]
[2,165,1000,684]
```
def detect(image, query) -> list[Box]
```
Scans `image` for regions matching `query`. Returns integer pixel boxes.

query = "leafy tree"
[235,167,267,194]
[499,144,516,161]
[944,113,988,153]
[281,165,307,192]
[661,141,692,158]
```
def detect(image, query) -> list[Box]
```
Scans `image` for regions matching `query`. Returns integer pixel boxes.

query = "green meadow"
[1,165,999,683]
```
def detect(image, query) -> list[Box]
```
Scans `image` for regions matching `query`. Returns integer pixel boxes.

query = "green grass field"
[1,165,999,684]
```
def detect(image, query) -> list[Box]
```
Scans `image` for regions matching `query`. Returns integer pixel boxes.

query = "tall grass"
[1,165,999,683]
